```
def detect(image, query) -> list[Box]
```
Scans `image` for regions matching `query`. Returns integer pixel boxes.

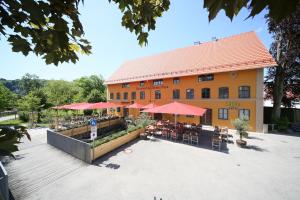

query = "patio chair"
[182,133,190,143]
[220,127,229,142]
[170,130,178,141]
[190,134,199,145]
[162,129,169,139]
[212,135,222,151]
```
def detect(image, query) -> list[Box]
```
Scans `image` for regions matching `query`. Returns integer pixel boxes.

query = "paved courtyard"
[4,128,300,200]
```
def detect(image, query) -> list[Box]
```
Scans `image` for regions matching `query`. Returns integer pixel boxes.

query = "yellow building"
[105,32,276,132]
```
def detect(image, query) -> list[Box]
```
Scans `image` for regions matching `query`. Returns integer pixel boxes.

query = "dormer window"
[198,74,214,82]
[122,83,130,88]
[153,79,163,86]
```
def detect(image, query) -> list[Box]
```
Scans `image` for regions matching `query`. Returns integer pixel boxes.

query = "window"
[173,89,180,99]
[140,91,145,99]
[110,93,114,100]
[155,90,161,99]
[139,81,145,87]
[239,109,250,120]
[153,79,163,86]
[198,74,214,82]
[218,108,228,120]
[116,92,120,100]
[131,92,136,100]
[186,89,194,99]
[239,86,250,98]
[117,107,120,112]
[123,92,128,100]
[173,78,180,84]
[219,87,229,99]
[121,83,130,88]
[202,88,210,98]
[186,115,194,118]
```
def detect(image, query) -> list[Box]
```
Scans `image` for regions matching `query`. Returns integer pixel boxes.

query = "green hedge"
[92,125,142,148]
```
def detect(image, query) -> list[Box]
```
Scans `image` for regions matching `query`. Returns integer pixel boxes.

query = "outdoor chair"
[182,133,190,143]
[170,130,178,140]
[220,127,229,142]
[190,134,199,145]
[162,129,169,139]
[212,135,222,151]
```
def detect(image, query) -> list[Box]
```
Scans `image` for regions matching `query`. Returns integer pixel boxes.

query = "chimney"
[212,37,218,41]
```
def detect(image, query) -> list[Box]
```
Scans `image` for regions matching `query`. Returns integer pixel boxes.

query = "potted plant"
[232,117,249,147]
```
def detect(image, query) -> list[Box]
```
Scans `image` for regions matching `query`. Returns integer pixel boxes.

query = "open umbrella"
[126,103,144,118]
[141,103,158,109]
[142,101,206,128]
[126,103,144,109]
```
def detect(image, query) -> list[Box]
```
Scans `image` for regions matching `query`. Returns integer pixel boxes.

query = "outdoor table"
[184,124,192,129]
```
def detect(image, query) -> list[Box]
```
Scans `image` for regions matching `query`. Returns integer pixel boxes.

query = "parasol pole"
[175,114,177,130]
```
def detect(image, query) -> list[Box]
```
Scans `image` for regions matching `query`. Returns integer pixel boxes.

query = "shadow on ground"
[244,145,268,152]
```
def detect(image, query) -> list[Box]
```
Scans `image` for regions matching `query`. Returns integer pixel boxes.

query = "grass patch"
[0,119,24,126]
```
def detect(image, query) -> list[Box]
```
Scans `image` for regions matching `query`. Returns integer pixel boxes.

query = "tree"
[18,92,41,112]
[2,0,298,65]
[0,83,16,111]
[203,0,299,22]
[74,75,106,102]
[44,80,78,106]
[265,4,300,121]
[18,91,42,126]
[19,73,43,95]
[87,89,106,103]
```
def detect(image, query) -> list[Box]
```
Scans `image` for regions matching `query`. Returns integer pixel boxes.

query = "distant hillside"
[0,78,21,93]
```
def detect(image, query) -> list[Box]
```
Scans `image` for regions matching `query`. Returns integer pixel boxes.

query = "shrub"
[276,117,289,131]
[92,125,143,148]
[134,113,155,128]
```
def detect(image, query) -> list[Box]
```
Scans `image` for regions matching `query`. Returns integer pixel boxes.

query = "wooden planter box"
[91,128,145,161]
[60,118,122,137]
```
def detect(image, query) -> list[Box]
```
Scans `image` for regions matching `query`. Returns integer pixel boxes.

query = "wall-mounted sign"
[90,119,97,140]
[226,102,240,110]
[136,86,169,90]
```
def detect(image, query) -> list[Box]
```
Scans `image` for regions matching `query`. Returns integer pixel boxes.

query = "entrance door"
[123,108,129,117]
[200,108,212,125]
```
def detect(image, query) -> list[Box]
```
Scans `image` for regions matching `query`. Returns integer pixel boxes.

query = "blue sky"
[0,0,272,81]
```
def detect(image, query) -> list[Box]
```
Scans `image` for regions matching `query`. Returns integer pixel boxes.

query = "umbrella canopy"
[126,103,144,109]
[142,103,158,109]
[66,103,93,110]
[86,102,123,109]
[142,101,206,116]
[52,102,89,110]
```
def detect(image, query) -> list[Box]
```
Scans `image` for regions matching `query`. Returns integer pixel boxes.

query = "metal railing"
[0,162,9,200]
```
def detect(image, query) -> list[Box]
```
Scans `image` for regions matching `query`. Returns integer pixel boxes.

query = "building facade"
[105,32,276,132]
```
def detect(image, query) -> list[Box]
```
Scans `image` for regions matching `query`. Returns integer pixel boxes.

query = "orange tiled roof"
[105,32,276,84]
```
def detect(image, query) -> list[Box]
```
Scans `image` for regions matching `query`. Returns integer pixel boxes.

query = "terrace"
[4,128,300,200]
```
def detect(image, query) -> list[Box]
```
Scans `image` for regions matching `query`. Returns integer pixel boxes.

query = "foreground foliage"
[1,0,298,65]
[0,125,30,157]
